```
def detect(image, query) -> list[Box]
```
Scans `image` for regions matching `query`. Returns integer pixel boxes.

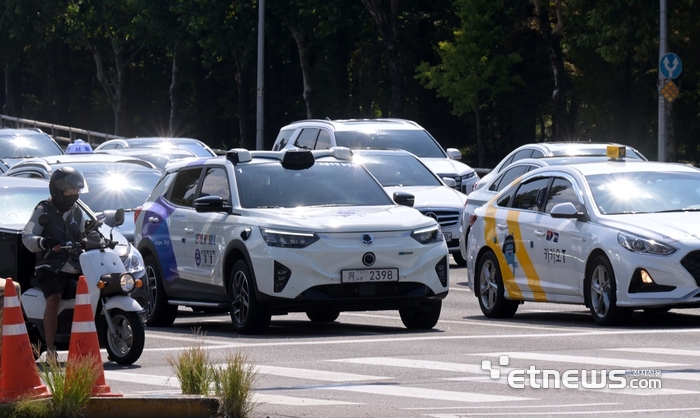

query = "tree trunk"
[532,0,573,140]
[289,25,316,119]
[361,0,404,117]
[169,42,180,137]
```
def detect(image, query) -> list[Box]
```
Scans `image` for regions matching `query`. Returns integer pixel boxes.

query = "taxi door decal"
[483,204,522,300]
[506,210,547,302]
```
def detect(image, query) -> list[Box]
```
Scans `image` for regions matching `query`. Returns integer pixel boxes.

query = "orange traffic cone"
[0,277,51,403]
[67,275,122,397]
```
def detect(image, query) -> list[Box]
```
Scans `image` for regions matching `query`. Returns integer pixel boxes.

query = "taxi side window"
[490,165,529,192]
[168,168,203,207]
[199,167,230,204]
[272,129,295,151]
[512,177,550,211]
[545,178,582,213]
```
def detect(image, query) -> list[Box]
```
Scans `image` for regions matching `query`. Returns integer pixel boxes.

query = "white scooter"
[22,209,146,365]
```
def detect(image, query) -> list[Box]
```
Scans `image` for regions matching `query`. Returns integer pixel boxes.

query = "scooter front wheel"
[98,309,145,365]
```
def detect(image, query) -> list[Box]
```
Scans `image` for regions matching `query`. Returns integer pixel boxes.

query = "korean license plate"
[341,268,399,283]
[443,232,452,241]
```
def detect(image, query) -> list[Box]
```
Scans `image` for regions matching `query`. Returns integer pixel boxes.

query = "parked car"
[2,153,162,242]
[466,148,700,325]
[459,155,625,262]
[94,137,217,158]
[134,147,449,333]
[272,118,479,194]
[95,147,199,171]
[473,141,648,192]
[0,128,64,168]
[0,176,145,299]
[352,148,467,266]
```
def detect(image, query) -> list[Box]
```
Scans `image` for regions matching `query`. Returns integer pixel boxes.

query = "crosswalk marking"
[607,347,700,357]
[252,393,359,406]
[254,365,390,382]
[330,357,492,374]
[473,352,687,368]
[321,384,534,402]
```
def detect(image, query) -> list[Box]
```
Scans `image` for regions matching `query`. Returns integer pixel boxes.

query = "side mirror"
[99,208,125,227]
[446,148,462,160]
[442,177,457,188]
[393,191,415,207]
[195,196,232,213]
[549,202,583,219]
[38,214,51,227]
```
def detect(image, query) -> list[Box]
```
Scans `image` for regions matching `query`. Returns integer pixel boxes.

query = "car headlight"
[617,232,676,255]
[462,172,475,181]
[260,228,319,248]
[411,225,441,245]
[123,245,146,273]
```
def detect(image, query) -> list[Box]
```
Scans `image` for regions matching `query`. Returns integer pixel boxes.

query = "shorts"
[37,269,79,299]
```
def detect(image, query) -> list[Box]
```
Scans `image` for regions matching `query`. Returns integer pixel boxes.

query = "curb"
[86,395,221,418]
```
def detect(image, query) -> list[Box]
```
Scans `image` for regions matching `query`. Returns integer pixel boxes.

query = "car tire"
[399,300,442,329]
[586,255,631,326]
[476,251,519,318]
[143,254,178,327]
[306,310,340,323]
[451,251,467,267]
[229,260,271,334]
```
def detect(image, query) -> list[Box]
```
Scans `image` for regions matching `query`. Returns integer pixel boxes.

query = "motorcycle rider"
[22,166,86,360]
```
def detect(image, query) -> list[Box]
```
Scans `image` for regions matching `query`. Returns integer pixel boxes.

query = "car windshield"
[334,130,446,158]
[79,169,162,211]
[587,171,700,214]
[356,154,442,187]
[0,133,63,158]
[236,160,393,208]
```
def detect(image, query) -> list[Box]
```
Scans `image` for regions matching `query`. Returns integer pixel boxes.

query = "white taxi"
[466,147,700,325]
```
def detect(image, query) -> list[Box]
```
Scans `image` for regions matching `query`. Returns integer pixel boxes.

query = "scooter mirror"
[99,209,125,227]
[38,213,51,228]
[115,208,125,226]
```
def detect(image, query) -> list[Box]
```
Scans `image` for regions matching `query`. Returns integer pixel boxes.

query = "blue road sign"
[660,53,682,79]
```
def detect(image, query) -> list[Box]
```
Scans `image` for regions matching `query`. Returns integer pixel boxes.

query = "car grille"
[681,251,700,286]
[418,209,460,228]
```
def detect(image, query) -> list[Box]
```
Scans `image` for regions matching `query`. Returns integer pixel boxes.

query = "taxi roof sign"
[606,145,626,160]
[66,139,93,154]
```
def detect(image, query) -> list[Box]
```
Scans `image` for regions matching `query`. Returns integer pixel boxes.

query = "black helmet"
[49,166,85,204]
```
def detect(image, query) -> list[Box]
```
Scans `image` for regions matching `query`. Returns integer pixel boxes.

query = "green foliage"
[213,352,258,418]
[166,329,215,395]
[37,351,101,418]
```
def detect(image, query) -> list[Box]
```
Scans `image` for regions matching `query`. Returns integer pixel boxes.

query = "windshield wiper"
[306,203,355,207]
[655,208,700,213]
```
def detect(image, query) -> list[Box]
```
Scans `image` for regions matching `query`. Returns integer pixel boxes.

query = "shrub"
[213,352,257,418]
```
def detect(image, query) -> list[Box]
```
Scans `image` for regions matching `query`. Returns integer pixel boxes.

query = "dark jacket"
[22,199,84,274]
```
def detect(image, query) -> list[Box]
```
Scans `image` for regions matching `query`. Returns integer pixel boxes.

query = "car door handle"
[534,230,545,237]
[184,228,194,234]
[496,223,508,230]
[148,216,159,223]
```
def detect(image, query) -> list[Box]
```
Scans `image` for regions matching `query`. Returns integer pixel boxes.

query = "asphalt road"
[92,257,700,417]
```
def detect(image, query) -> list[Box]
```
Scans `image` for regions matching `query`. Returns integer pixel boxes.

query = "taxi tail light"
[274,261,291,293]
[628,268,676,293]
[435,256,448,287]
[134,206,143,224]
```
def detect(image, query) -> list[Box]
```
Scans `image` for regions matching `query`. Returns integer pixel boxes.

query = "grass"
[167,328,258,418]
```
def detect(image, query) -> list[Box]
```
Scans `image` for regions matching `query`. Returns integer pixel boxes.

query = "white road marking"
[253,365,390,382]
[607,347,700,357]
[321,384,534,402]
[472,352,688,368]
[426,407,700,416]
[406,402,620,410]
[330,357,494,374]
[252,393,359,406]
[104,371,180,389]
